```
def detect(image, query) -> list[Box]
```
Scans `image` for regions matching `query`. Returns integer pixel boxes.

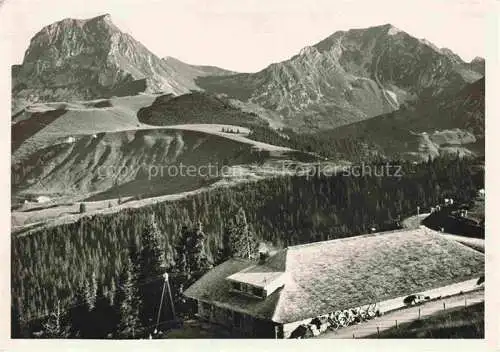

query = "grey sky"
[1,0,491,72]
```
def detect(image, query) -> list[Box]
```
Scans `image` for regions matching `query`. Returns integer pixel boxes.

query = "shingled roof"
[184,227,484,324]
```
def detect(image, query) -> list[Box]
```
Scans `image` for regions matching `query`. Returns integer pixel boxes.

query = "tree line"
[12,206,258,338]
[11,156,483,337]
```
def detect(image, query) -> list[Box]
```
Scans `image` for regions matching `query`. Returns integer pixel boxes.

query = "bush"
[79,203,87,214]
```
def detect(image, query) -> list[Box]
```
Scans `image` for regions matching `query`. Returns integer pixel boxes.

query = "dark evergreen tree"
[116,256,141,339]
[231,208,259,259]
[174,221,211,280]
[88,272,98,310]
[134,215,167,330]
[11,303,21,338]
[92,285,117,338]
[42,301,70,338]
[186,222,211,274]
[217,218,236,264]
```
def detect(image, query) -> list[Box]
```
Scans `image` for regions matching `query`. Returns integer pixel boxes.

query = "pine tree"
[218,218,236,263]
[42,300,70,338]
[11,302,21,338]
[186,221,210,274]
[90,272,98,309]
[231,208,259,259]
[134,215,167,329]
[174,226,189,274]
[174,222,210,280]
[116,256,140,339]
[83,272,98,311]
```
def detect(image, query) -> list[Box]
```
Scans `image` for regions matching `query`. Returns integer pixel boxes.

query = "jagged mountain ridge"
[12,18,484,133]
[11,14,233,113]
[197,24,483,130]
[469,57,485,75]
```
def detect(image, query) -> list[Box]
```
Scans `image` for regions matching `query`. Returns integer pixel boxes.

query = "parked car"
[403,294,430,305]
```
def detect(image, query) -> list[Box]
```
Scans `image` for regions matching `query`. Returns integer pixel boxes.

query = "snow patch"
[388,26,402,36]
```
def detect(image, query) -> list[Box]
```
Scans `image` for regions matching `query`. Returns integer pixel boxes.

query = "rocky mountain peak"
[198,23,483,130]
[22,14,120,65]
[385,24,403,35]
[471,56,485,64]
[469,56,485,75]
[12,14,232,113]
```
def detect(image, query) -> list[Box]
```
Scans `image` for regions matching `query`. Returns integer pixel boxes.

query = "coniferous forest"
[11,156,483,338]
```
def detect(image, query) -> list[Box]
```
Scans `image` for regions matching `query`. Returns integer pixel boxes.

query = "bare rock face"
[323,77,485,161]
[198,24,483,130]
[11,14,232,113]
[469,57,485,75]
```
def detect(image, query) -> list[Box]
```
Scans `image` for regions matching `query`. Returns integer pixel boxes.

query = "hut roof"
[184,227,484,324]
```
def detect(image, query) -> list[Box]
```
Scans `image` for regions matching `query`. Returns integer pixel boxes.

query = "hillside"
[12,94,158,160]
[12,126,303,205]
[375,302,484,338]
[11,157,483,327]
[198,24,482,130]
[11,14,233,114]
[322,77,485,161]
[137,91,267,127]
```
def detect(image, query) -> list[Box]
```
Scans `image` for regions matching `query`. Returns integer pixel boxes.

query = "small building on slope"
[183,227,484,338]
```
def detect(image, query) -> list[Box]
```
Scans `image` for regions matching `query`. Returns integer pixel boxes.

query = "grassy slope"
[374,302,484,338]
[12,128,278,200]
[12,91,305,208]
[12,94,158,162]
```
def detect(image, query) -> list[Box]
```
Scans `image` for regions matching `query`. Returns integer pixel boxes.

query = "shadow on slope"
[12,128,278,201]
[12,108,67,151]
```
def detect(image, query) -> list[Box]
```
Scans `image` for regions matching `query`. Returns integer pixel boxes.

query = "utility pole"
[154,273,176,335]
[154,274,167,335]
[165,273,176,320]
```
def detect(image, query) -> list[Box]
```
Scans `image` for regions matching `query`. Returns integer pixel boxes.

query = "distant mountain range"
[12,15,483,131]
[11,14,485,163]
[197,24,483,130]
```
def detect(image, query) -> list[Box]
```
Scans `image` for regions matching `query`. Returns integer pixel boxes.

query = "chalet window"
[252,286,264,297]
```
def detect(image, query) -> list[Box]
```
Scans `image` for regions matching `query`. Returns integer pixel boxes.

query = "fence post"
[465,298,467,308]
[353,333,355,339]
[418,308,421,319]
[377,326,380,337]
[395,320,398,329]
[443,302,446,311]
